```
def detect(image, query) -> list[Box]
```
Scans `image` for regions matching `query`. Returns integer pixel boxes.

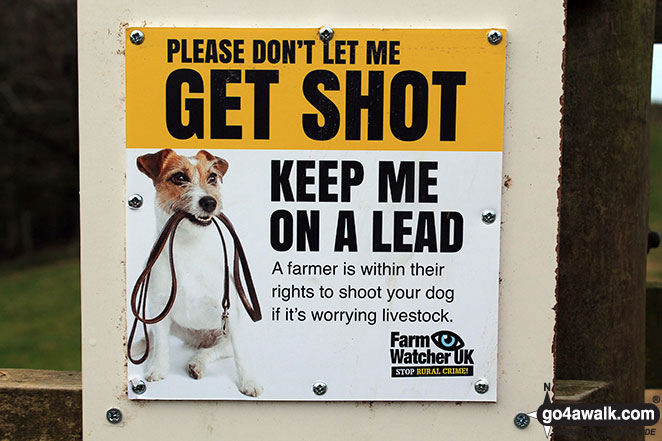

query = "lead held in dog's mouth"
[188,195,217,226]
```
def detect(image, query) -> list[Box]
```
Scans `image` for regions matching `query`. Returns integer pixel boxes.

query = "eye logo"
[431,330,465,351]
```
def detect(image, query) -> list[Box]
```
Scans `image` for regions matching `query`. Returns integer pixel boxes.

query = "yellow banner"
[126,28,506,151]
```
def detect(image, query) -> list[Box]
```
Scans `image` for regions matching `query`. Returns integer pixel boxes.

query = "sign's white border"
[79,1,563,439]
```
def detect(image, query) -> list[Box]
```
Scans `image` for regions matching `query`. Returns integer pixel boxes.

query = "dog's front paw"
[145,361,169,382]
[145,367,167,382]
[239,379,263,397]
[187,362,205,380]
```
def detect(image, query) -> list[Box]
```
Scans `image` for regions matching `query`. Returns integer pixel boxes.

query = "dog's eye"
[208,173,218,184]
[169,172,189,185]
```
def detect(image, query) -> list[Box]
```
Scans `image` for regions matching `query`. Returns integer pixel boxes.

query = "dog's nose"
[199,196,217,213]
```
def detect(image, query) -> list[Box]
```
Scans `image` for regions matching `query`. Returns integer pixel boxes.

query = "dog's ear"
[213,157,229,180]
[197,150,229,180]
[137,149,174,181]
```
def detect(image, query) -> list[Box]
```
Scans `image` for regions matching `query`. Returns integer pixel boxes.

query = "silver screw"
[481,210,497,224]
[129,29,145,45]
[128,194,143,209]
[318,26,334,42]
[130,378,146,395]
[487,30,503,45]
[474,378,489,394]
[514,412,531,429]
[312,381,327,395]
[106,408,122,424]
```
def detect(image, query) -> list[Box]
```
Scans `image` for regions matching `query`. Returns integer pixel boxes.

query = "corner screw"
[106,408,122,424]
[318,26,334,42]
[487,30,502,45]
[312,381,327,395]
[130,378,146,395]
[474,378,489,394]
[482,210,497,224]
[128,194,143,209]
[514,412,531,429]
[129,29,145,45]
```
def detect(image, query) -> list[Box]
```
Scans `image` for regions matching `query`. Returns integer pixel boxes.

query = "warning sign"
[125,27,506,401]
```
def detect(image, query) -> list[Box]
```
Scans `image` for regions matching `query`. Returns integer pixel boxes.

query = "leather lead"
[128,211,262,365]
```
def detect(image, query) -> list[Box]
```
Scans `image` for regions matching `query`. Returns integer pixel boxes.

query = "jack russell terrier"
[135,148,262,397]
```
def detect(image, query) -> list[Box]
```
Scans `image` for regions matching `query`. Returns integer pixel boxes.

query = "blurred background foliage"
[0,0,80,370]
[0,0,78,259]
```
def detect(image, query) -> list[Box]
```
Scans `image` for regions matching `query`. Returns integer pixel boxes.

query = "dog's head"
[137,149,228,226]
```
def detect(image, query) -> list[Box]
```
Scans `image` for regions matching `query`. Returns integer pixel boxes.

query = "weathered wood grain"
[0,369,81,441]
[557,1,656,440]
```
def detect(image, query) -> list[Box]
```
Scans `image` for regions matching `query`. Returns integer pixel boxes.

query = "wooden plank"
[554,381,612,441]
[555,380,611,403]
[0,369,82,441]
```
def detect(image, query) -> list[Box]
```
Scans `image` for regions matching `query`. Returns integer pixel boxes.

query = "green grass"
[0,245,81,370]
[648,104,662,282]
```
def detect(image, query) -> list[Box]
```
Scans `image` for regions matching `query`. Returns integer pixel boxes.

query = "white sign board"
[124,28,504,401]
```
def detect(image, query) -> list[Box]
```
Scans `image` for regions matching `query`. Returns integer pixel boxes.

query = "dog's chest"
[155,225,227,328]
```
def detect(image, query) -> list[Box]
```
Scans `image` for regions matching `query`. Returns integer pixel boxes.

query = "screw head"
[106,408,122,424]
[130,378,146,395]
[318,26,334,42]
[474,378,489,394]
[487,30,503,45]
[312,381,327,395]
[128,194,143,209]
[129,29,145,45]
[514,412,531,429]
[481,210,497,224]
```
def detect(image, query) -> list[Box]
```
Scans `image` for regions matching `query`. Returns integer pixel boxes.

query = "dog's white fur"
[137,150,262,397]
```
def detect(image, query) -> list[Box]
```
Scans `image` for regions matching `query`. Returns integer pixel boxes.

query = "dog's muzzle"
[187,196,218,226]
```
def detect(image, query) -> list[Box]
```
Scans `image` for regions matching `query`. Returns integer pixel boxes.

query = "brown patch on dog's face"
[136,149,229,221]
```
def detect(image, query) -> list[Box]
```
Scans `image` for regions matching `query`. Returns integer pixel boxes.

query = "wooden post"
[558,0,656,439]
[656,0,662,42]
